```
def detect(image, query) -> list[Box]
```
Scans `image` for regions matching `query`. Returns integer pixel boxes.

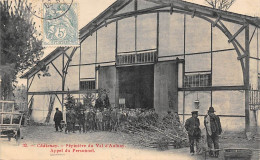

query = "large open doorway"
[118,65,154,109]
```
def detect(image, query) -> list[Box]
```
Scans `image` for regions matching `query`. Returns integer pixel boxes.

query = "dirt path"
[0,126,259,160]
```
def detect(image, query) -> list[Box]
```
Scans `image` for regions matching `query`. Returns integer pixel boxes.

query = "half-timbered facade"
[21,0,260,131]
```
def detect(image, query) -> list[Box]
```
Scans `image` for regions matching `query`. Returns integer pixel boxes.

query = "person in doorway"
[185,111,201,155]
[54,108,63,132]
[204,107,222,157]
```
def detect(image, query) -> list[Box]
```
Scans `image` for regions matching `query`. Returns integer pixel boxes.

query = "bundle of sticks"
[119,114,189,150]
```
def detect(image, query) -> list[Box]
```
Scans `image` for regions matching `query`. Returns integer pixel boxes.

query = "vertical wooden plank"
[134,0,137,53]
[115,21,118,65]
[95,31,98,89]
[211,24,213,107]
[62,51,65,113]
[10,102,14,124]
[183,14,186,122]
[79,45,81,98]
[245,25,250,131]
[157,12,159,57]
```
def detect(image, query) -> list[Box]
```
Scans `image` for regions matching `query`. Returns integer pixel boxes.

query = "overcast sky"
[18,0,260,85]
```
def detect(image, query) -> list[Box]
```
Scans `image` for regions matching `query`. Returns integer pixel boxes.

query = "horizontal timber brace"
[179,85,246,91]
[178,114,245,117]
[28,90,98,95]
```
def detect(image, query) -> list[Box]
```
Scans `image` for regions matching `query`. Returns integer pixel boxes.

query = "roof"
[21,0,260,79]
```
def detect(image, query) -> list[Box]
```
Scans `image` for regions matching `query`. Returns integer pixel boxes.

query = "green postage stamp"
[43,2,79,46]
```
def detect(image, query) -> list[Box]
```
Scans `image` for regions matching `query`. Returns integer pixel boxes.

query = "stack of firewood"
[119,114,189,150]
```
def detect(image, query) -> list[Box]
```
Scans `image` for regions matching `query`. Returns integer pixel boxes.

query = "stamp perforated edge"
[42,1,80,47]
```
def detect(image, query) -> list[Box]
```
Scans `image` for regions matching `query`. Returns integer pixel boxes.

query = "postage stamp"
[42,2,79,46]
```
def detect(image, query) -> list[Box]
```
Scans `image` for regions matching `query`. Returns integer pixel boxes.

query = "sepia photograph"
[0,0,259,159]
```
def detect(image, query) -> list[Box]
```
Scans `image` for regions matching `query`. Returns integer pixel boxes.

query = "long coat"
[204,114,222,135]
[185,117,201,136]
[54,111,63,122]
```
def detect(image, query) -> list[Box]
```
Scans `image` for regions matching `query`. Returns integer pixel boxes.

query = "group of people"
[185,106,222,157]
[54,106,222,157]
[54,107,159,134]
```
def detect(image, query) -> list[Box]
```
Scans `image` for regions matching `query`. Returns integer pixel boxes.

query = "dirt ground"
[0,125,259,160]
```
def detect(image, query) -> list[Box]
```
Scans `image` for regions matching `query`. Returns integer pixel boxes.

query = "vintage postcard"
[0,0,259,160]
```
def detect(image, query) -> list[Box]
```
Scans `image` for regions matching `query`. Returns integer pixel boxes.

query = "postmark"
[42,2,79,46]
[27,0,73,20]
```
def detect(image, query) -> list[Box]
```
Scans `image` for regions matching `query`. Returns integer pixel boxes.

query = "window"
[184,73,211,88]
[80,80,96,90]
[117,50,157,65]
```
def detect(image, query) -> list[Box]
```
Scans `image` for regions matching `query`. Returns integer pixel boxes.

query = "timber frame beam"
[62,47,78,91]
[27,75,35,92]
[228,23,249,43]
[179,85,246,91]
[28,90,98,95]
[81,3,251,86]
[50,62,63,78]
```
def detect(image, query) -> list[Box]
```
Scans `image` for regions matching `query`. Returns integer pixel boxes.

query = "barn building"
[21,0,260,132]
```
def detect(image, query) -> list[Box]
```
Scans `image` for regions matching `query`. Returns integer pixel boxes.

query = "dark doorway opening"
[118,65,154,109]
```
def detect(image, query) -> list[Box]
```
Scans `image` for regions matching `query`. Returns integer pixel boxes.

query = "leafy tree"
[95,88,110,111]
[205,0,236,11]
[64,90,76,111]
[82,93,95,108]
[0,0,43,100]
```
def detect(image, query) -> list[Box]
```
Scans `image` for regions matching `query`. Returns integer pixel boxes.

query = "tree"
[82,93,95,108]
[64,90,76,111]
[0,0,43,100]
[94,88,110,111]
[205,0,236,11]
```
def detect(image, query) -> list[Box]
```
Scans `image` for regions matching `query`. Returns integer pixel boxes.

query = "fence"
[249,87,260,111]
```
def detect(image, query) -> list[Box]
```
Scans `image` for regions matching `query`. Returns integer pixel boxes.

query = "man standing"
[87,108,95,132]
[110,108,118,131]
[204,107,222,157]
[65,110,72,133]
[102,108,111,131]
[78,110,85,133]
[96,109,103,131]
[54,108,63,132]
[185,111,201,155]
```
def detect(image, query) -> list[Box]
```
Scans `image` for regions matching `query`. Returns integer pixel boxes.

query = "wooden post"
[115,21,119,108]
[183,14,186,123]
[62,52,65,113]
[211,24,213,107]
[245,25,250,131]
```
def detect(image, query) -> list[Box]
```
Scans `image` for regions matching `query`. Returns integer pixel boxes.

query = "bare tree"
[205,0,236,11]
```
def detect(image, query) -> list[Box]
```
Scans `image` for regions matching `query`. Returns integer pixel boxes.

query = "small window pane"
[184,73,211,88]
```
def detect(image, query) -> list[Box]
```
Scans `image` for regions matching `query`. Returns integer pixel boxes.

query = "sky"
[77,0,260,29]
[17,0,260,85]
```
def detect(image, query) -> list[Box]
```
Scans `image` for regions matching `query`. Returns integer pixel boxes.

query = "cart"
[224,148,253,160]
[0,101,23,142]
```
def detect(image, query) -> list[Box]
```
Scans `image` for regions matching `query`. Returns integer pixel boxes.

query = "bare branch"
[205,0,236,11]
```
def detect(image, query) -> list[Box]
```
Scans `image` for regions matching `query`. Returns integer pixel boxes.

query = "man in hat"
[54,108,63,132]
[185,111,201,155]
[204,107,222,157]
